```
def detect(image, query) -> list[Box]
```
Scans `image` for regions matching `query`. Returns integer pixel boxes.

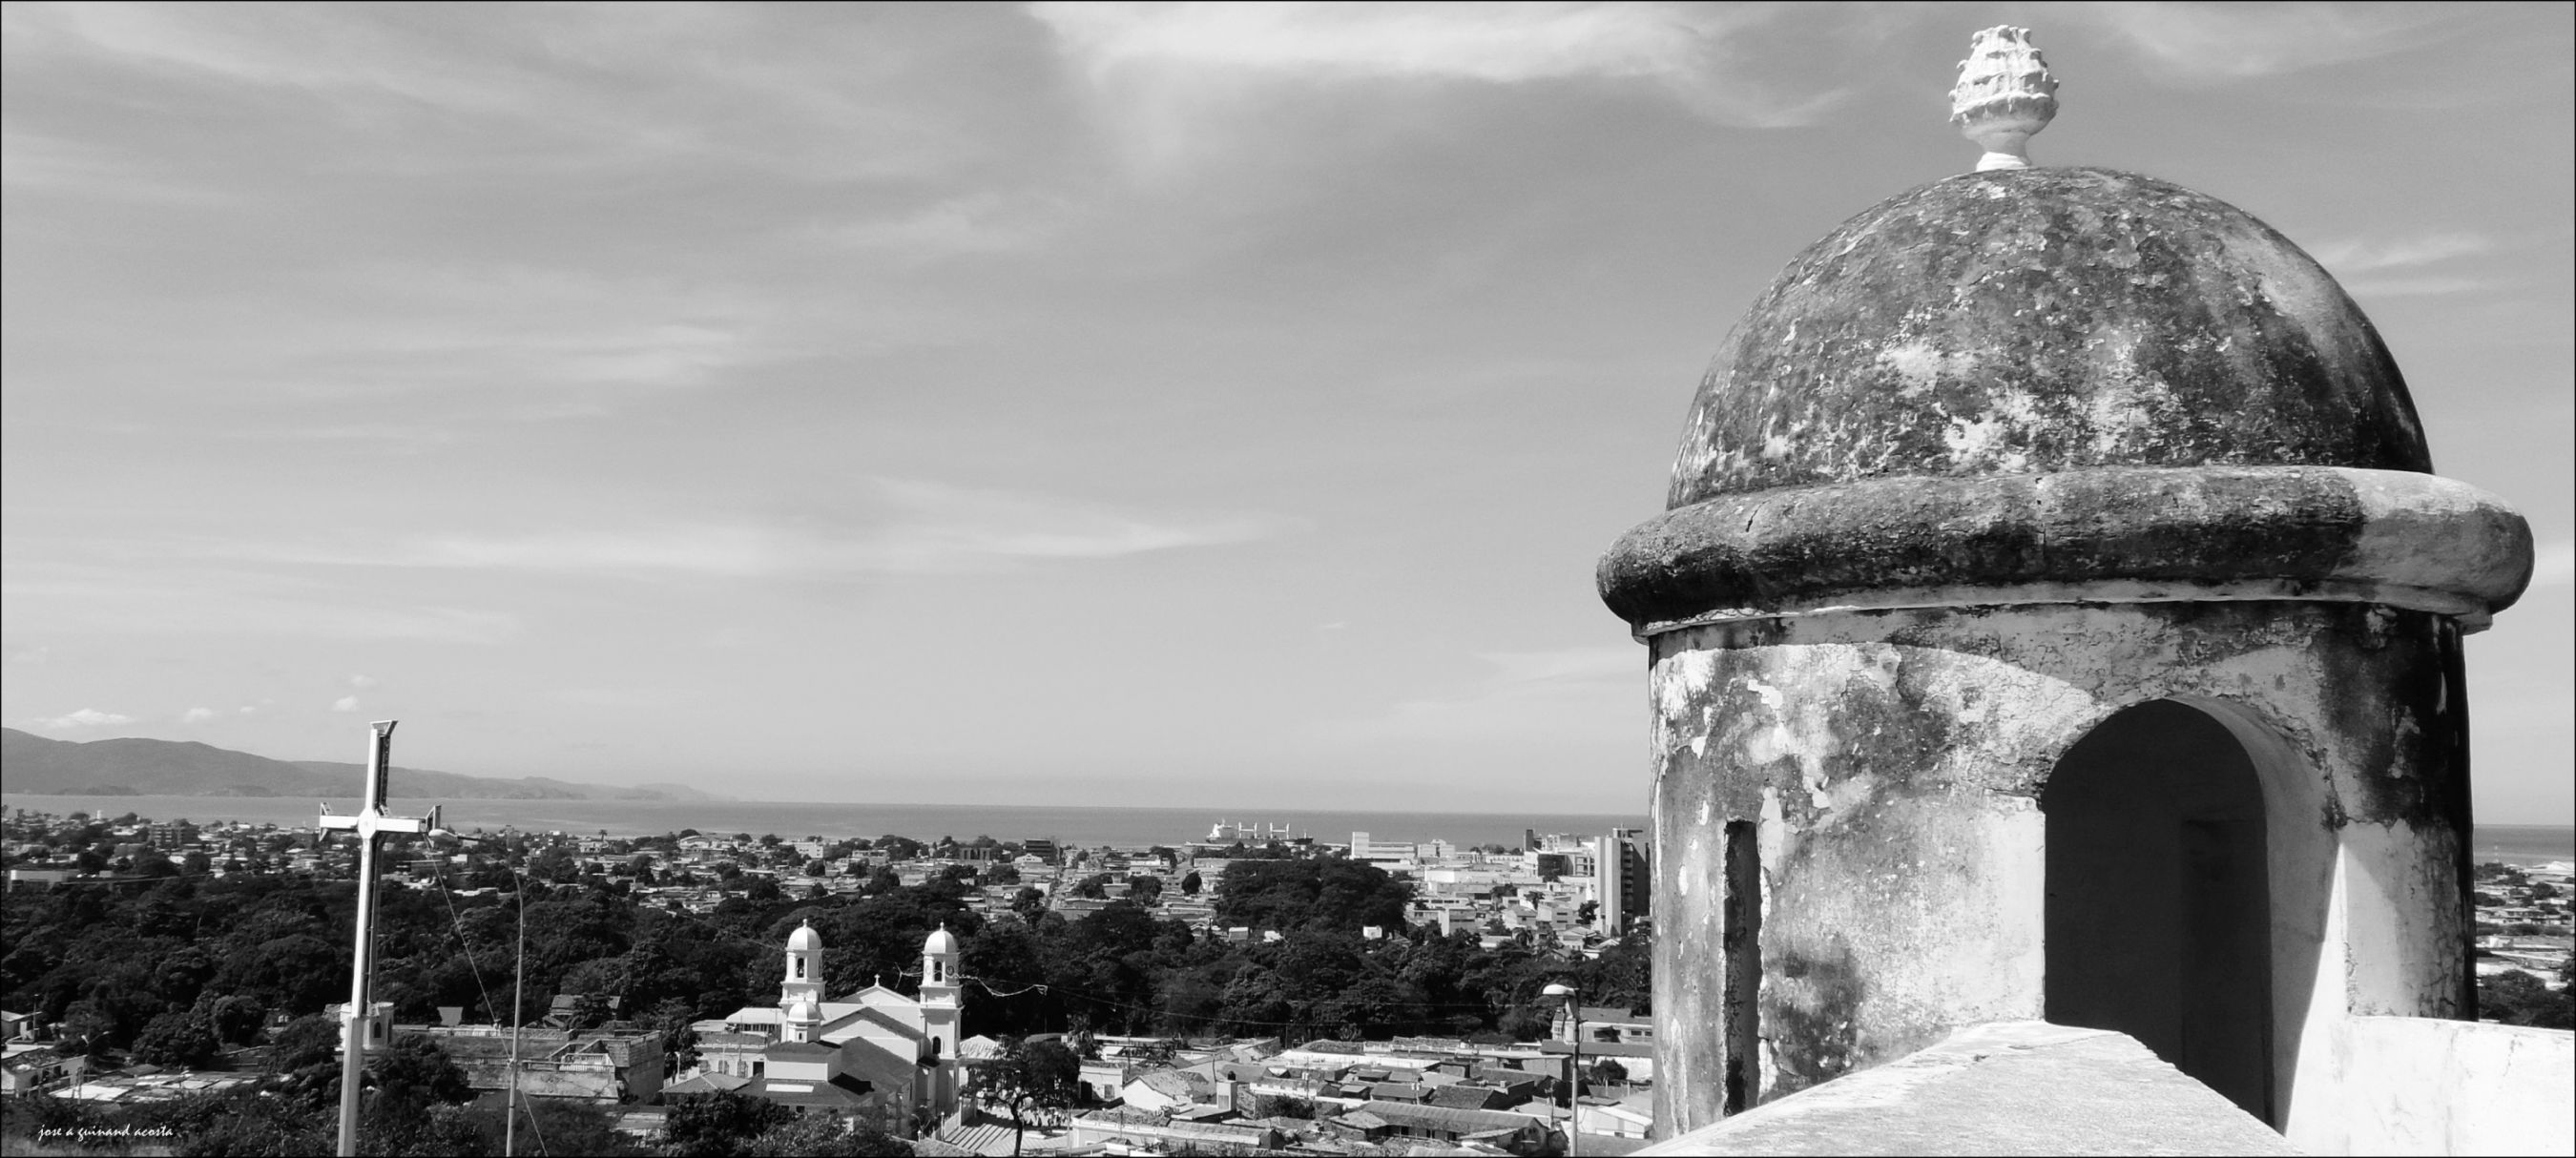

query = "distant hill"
[0,729,716,801]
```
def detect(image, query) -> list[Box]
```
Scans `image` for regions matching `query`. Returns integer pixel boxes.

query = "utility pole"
[508,869,526,1158]
[318,721,430,1158]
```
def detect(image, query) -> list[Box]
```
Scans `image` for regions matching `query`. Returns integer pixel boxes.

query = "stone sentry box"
[1595,122,2534,1150]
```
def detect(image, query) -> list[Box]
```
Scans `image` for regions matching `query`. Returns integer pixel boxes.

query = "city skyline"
[5,4,2569,816]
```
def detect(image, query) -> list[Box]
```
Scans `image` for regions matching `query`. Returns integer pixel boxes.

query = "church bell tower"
[921,924,962,1116]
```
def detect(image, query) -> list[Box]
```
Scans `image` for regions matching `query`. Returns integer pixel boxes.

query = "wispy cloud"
[1331,645,1638,742]
[2532,539,2575,589]
[2309,232,2503,298]
[331,696,361,713]
[0,129,230,201]
[0,559,521,644]
[181,707,217,723]
[3,3,975,184]
[11,708,136,730]
[153,480,1290,579]
[2309,232,2493,275]
[2077,3,2449,80]
[1031,2,1839,174]
[821,192,1077,259]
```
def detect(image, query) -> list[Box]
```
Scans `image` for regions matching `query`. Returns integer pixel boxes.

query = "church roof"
[821,1004,927,1044]
[749,1071,876,1110]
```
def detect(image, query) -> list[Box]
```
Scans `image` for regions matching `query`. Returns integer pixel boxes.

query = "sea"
[5,792,2566,866]
[0,794,1645,850]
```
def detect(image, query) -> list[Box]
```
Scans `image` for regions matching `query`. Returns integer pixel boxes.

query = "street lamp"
[1541,982,1580,1158]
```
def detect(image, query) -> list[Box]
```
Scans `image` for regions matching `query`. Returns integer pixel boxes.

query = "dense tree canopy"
[1214,858,1412,933]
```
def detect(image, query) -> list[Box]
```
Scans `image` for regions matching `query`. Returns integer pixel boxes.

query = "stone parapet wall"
[2293,1016,2576,1156]
[1636,1021,2298,1156]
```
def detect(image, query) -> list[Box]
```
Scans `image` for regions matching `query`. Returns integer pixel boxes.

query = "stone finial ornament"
[1950,26,2058,172]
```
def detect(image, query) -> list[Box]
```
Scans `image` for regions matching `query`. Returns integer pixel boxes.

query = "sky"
[3,2,2569,817]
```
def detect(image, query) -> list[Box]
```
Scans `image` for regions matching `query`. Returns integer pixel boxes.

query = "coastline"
[0,792,1649,850]
[5,791,2565,864]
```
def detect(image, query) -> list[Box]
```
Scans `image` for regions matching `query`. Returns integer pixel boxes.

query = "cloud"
[2334,276,2493,299]
[10,646,48,664]
[181,707,218,723]
[2309,233,2493,275]
[2309,233,2503,298]
[239,705,260,715]
[13,708,137,730]
[1330,645,1639,742]
[331,695,361,713]
[821,192,1075,259]
[4,4,975,184]
[1031,2,1840,173]
[2076,3,2448,80]
[349,674,379,689]
[2532,540,2575,589]
[1,559,520,644]
[0,129,229,202]
[170,479,1291,579]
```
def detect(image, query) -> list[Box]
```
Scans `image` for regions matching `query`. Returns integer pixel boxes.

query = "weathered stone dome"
[1600,166,2532,635]
[1672,166,2426,507]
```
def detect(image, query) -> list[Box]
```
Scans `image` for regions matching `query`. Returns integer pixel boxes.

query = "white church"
[680,921,964,1134]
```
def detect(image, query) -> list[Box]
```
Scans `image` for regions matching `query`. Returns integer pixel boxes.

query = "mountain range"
[0,728,721,801]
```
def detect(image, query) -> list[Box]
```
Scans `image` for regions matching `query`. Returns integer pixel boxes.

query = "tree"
[660,1090,798,1157]
[973,1036,1081,1156]
[1179,870,1202,896]
[745,1111,911,1156]
[1128,875,1164,904]
[1215,858,1410,933]
[1252,1093,1316,1119]
[133,1009,221,1067]
[529,844,577,883]
[2480,970,2575,1029]
[1072,874,1111,900]
[744,875,783,903]
[370,1035,474,1119]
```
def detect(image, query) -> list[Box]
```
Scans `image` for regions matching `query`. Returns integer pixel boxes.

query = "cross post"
[317,721,432,1158]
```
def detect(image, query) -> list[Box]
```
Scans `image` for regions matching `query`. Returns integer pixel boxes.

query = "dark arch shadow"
[2044,699,2275,1124]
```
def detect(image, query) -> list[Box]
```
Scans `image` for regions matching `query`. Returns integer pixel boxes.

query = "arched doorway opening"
[2044,699,2275,1123]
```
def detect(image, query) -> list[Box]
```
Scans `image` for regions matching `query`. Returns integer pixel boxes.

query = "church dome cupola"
[1601,57,2531,635]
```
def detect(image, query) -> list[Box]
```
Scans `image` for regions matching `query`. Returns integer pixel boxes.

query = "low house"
[1076,1058,1136,1104]
[1,1042,81,1094]
[1553,1004,1653,1045]
[1576,1090,1654,1140]
[399,1024,664,1104]
[1325,1099,1552,1154]
[1068,1107,1278,1152]
[1118,1066,1215,1112]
